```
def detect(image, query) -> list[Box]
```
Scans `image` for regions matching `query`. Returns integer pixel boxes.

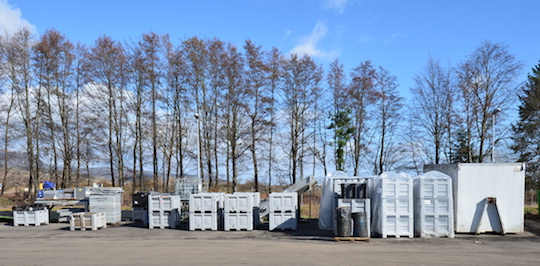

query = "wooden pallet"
[334,237,370,242]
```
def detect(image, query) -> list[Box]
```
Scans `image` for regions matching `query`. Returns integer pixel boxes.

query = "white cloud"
[0,0,36,34]
[383,32,406,44]
[322,0,349,13]
[289,21,340,59]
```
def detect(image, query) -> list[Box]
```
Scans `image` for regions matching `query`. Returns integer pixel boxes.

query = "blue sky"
[1,0,539,101]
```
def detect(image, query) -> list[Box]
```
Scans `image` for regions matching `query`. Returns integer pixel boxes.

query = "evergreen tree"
[512,61,540,190]
[328,108,355,171]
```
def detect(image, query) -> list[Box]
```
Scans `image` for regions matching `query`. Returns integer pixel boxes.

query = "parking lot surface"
[1,218,539,265]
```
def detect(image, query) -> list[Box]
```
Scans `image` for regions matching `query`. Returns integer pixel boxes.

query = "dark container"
[336,206,352,237]
[352,212,369,237]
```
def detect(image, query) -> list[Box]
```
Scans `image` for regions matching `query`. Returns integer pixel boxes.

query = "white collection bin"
[189,212,218,231]
[269,192,297,213]
[224,212,253,231]
[371,172,414,238]
[13,209,49,226]
[69,212,107,231]
[269,212,297,231]
[224,193,254,213]
[189,193,223,213]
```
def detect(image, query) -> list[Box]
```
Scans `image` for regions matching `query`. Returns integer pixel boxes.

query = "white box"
[224,212,253,231]
[189,193,222,213]
[424,163,525,233]
[269,192,297,213]
[382,198,413,216]
[233,192,260,207]
[149,210,180,229]
[13,209,49,226]
[269,212,297,231]
[381,215,413,238]
[380,178,412,198]
[148,195,181,212]
[69,212,107,231]
[189,212,218,231]
[224,193,254,213]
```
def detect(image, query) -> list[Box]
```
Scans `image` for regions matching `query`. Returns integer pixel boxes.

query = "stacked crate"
[268,192,298,231]
[372,172,414,238]
[89,195,121,224]
[69,212,107,231]
[414,171,454,238]
[148,194,181,229]
[189,193,222,230]
[13,209,49,226]
[223,193,258,231]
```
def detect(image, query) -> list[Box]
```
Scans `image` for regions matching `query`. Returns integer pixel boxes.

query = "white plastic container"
[89,195,122,224]
[189,212,218,231]
[148,195,181,212]
[149,210,180,229]
[69,212,106,231]
[414,171,454,238]
[13,209,49,226]
[224,212,253,231]
[224,193,254,213]
[371,172,414,238]
[424,163,525,233]
[269,212,297,231]
[269,192,297,213]
[189,193,222,213]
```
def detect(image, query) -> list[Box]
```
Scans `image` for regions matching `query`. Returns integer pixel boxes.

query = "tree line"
[0,28,536,199]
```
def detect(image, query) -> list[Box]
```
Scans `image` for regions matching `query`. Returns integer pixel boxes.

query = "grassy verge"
[525,206,539,216]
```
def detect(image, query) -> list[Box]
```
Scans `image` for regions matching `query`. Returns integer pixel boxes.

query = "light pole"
[491,108,501,163]
[194,113,202,183]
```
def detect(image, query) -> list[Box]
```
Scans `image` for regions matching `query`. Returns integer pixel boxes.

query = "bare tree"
[372,66,402,175]
[222,43,248,192]
[456,41,523,162]
[243,40,272,192]
[33,29,76,188]
[163,36,190,191]
[265,47,282,192]
[410,55,455,164]
[182,37,208,186]
[281,54,322,184]
[86,35,127,187]
[348,61,377,175]
[4,29,40,198]
[0,33,16,195]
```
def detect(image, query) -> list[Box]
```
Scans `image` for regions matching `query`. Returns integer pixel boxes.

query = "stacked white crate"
[372,172,414,238]
[148,194,181,229]
[269,192,298,231]
[414,171,454,238]
[89,195,121,224]
[189,193,222,230]
[13,209,49,226]
[223,193,258,231]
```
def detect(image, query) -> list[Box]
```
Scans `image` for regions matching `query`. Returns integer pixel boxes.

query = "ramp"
[259,176,317,219]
